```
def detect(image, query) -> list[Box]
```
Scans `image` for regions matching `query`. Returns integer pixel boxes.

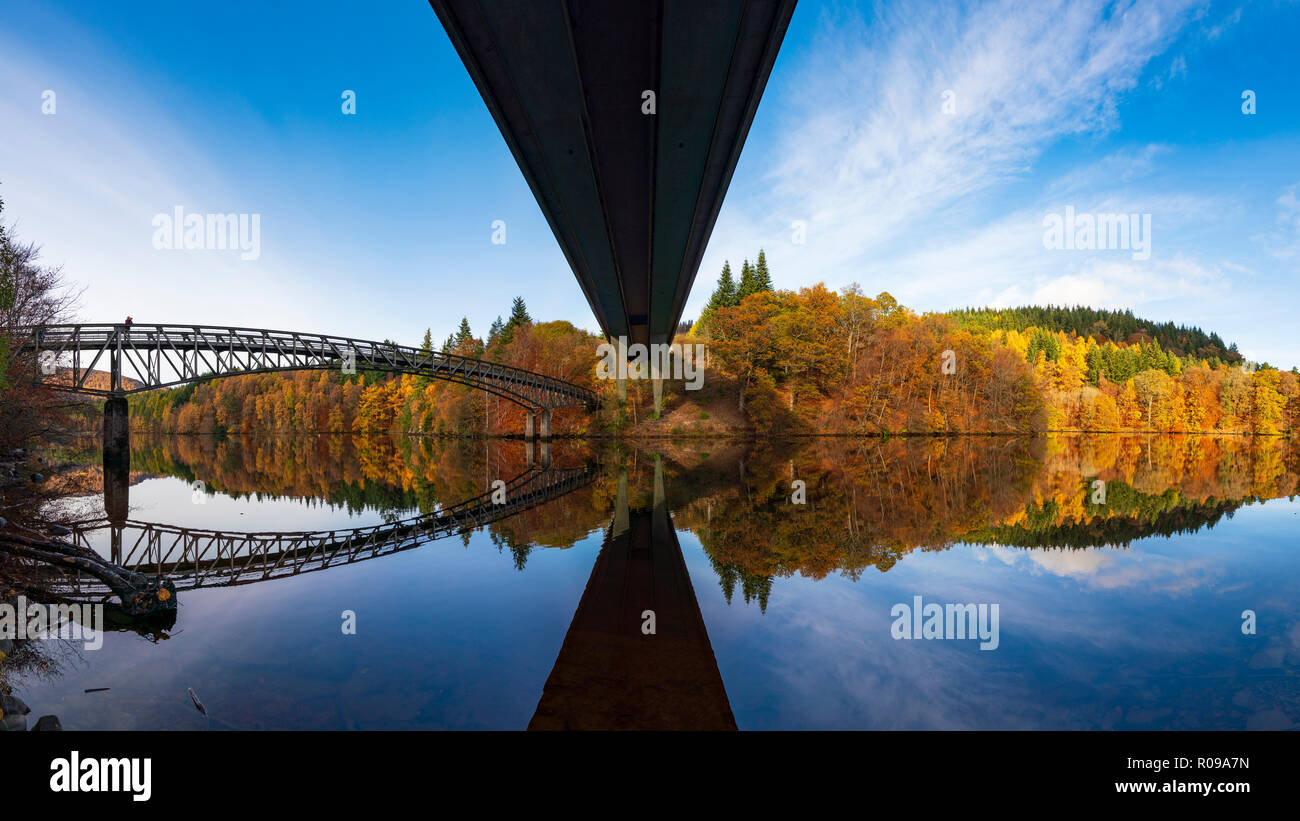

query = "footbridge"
[16,323,597,442]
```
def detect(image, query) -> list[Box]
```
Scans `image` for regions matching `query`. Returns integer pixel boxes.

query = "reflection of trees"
[120,434,613,569]
[49,432,1300,603]
[676,435,1300,605]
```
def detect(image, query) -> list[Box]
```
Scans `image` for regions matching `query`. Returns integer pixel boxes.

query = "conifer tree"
[736,259,757,301]
[707,262,736,312]
[753,249,772,292]
[500,297,532,346]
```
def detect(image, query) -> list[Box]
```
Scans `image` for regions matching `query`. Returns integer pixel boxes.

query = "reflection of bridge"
[41,452,736,729]
[529,457,736,730]
[52,465,595,595]
[18,324,597,442]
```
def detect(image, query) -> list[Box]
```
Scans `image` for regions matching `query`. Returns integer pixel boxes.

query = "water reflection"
[530,459,735,730]
[2,432,1296,730]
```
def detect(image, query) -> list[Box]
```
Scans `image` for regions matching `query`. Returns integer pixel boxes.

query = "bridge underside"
[429,0,797,346]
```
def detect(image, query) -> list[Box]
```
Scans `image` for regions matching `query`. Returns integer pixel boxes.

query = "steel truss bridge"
[46,464,596,596]
[15,324,597,412]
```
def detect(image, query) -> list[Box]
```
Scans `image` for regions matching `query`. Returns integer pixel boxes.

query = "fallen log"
[0,531,176,617]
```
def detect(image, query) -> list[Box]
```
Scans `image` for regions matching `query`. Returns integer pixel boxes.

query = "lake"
[6,433,1298,730]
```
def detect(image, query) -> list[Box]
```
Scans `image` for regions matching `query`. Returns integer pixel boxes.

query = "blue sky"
[1,0,1297,365]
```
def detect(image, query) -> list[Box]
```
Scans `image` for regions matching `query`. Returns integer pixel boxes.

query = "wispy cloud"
[703,0,1205,286]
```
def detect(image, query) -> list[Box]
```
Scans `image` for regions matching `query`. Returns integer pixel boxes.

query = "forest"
[112,253,1300,437]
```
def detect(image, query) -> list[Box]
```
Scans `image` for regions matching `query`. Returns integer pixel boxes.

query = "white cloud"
[699,0,1205,300]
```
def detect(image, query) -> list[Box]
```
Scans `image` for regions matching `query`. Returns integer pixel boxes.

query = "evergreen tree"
[508,296,532,326]
[753,249,772,292]
[706,261,736,312]
[455,317,473,346]
[500,297,532,346]
[736,259,757,301]
[420,328,433,354]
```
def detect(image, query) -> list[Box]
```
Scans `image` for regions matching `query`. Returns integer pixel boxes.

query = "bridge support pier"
[525,413,534,439]
[104,397,130,457]
[103,396,130,524]
[537,409,551,439]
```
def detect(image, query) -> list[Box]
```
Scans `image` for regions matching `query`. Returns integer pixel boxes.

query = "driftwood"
[0,531,176,616]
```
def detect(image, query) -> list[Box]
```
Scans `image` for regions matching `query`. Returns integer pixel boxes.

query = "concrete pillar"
[103,397,130,525]
[104,396,130,459]
[525,438,535,468]
[525,412,535,439]
[538,439,551,469]
[652,377,663,414]
[538,409,551,439]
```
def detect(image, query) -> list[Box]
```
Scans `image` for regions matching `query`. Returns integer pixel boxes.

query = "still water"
[7,434,1299,730]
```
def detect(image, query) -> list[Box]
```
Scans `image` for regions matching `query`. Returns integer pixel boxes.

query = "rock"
[31,715,63,732]
[30,473,44,483]
[0,694,31,732]
[0,638,12,658]
[0,517,7,529]
[47,525,71,537]
[0,694,29,714]
[10,448,25,457]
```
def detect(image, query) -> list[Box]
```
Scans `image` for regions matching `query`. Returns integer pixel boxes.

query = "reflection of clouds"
[976,544,1220,594]
[686,517,1298,730]
[759,580,1049,730]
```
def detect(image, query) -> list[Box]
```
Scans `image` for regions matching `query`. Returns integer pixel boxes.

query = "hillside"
[51,368,146,396]
[949,306,1243,365]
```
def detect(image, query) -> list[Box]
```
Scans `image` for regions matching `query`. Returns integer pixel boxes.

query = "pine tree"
[500,297,532,346]
[753,249,772,292]
[706,262,736,312]
[455,317,473,346]
[420,328,433,354]
[508,296,532,326]
[736,259,757,301]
